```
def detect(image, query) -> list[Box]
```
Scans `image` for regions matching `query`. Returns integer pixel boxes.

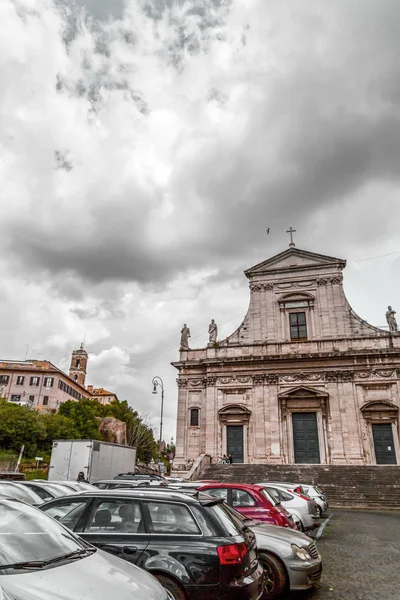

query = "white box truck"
[48,439,137,483]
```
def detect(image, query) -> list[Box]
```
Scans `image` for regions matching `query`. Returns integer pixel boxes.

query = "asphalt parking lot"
[282,509,400,600]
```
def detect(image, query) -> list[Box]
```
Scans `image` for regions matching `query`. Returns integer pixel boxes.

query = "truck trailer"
[48,439,136,483]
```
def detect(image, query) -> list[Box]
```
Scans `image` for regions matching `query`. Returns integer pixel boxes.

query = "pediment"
[218,404,251,415]
[245,248,346,279]
[361,400,399,413]
[278,385,328,399]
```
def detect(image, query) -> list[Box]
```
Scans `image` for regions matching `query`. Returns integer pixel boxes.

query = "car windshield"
[0,483,43,505]
[0,499,88,571]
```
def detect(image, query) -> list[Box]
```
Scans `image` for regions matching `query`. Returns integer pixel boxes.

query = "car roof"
[44,488,215,504]
[199,482,265,491]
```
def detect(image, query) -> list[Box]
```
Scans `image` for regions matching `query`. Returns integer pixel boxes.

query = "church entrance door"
[292,412,320,464]
[372,423,397,464]
[227,426,244,463]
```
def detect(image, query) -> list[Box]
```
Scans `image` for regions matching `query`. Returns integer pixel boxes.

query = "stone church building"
[173,245,400,468]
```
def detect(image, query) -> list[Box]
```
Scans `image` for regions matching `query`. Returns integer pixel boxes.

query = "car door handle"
[122,546,138,555]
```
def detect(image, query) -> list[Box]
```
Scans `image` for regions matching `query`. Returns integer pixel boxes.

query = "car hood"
[251,522,313,546]
[0,550,166,600]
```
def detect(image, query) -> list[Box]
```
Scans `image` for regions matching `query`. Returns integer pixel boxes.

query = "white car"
[258,483,320,533]
[265,482,328,517]
[300,484,328,516]
[0,497,167,600]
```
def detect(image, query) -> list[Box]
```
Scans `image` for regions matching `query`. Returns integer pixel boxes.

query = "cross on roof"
[286,227,296,248]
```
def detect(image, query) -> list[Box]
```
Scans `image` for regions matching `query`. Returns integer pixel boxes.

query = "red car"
[198,483,297,529]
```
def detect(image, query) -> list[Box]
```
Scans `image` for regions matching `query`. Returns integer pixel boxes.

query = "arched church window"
[190,408,199,427]
[76,359,80,368]
[74,374,78,382]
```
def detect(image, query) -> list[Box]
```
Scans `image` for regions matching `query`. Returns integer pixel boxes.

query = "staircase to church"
[200,464,400,510]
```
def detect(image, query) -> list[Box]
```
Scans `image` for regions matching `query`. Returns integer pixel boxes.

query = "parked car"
[37,480,95,492]
[259,484,320,532]
[17,481,72,502]
[197,483,297,529]
[165,477,187,484]
[299,484,328,516]
[40,488,264,600]
[0,497,167,600]
[132,487,322,598]
[262,482,327,519]
[114,473,167,482]
[229,506,323,597]
[93,479,141,489]
[0,481,43,506]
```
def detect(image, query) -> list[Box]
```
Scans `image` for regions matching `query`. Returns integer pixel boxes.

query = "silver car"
[259,484,320,533]
[226,506,322,597]
[0,497,167,600]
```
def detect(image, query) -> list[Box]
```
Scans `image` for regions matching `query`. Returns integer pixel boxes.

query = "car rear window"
[146,501,200,534]
[264,487,293,502]
[206,502,245,536]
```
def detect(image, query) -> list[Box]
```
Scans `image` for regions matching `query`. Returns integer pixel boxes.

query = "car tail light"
[217,542,248,565]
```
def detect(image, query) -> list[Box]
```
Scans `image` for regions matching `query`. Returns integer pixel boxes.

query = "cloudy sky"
[1,0,400,442]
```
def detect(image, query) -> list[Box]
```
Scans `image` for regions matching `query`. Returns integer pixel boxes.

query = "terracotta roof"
[0,360,88,394]
[91,388,117,396]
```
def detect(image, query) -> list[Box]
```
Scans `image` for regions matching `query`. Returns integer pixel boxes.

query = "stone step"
[199,464,400,509]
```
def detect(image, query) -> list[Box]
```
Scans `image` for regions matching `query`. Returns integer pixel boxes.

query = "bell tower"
[69,343,88,387]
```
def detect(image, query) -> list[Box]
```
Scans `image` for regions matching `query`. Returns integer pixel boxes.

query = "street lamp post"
[152,376,164,473]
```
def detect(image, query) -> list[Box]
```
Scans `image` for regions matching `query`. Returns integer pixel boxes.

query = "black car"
[114,473,166,481]
[40,489,264,600]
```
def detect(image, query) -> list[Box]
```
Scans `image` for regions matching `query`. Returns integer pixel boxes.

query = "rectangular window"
[84,499,143,533]
[16,376,25,386]
[146,501,200,534]
[43,396,49,406]
[190,408,199,427]
[289,312,307,340]
[29,395,35,402]
[44,377,54,387]
[232,489,257,508]
[11,395,21,402]
[0,375,9,384]
[30,376,40,386]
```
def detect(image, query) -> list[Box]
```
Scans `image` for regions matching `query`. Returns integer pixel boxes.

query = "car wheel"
[155,574,186,600]
[259,552,287,599]
[315,505,322,518]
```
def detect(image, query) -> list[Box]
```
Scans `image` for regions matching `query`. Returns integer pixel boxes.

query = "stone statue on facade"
[386,306,398,333]
[208,319,218,343]
[180,324,191,349]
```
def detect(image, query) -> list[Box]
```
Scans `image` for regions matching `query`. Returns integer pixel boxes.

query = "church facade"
[172,246,400,468]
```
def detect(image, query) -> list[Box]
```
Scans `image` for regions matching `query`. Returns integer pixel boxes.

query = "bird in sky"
[266,228,270,234]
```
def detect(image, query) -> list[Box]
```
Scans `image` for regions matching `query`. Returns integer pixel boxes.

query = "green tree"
[58,398,103,440]
[0,400,43,457]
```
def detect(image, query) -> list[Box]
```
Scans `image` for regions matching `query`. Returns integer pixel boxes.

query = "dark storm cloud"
[3,0,400,292]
